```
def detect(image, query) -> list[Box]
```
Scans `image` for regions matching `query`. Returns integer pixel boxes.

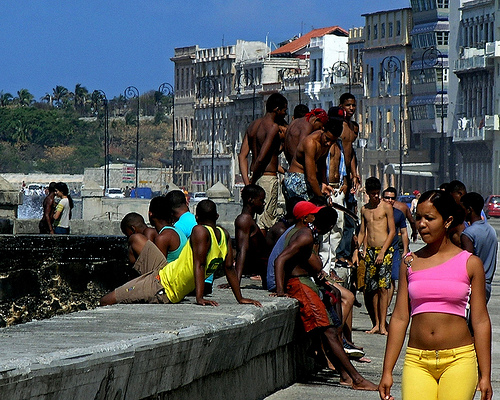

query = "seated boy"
[101,200,261,307]
[121,212,158,264]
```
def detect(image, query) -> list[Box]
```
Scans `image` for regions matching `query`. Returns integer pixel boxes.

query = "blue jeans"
[54,226,70,234]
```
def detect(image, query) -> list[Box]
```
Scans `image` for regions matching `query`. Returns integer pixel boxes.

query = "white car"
[105,188,125,198]
[191,192,208,202]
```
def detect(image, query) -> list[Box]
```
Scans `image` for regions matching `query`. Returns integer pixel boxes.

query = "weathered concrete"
[0,281,309,400]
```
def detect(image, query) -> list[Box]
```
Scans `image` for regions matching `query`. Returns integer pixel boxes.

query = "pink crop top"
[407,251,472,318]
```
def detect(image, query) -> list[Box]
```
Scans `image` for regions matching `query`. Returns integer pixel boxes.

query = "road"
[266,236,500,400]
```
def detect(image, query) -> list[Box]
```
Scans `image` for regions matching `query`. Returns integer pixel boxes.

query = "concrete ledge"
[0,283,309,400]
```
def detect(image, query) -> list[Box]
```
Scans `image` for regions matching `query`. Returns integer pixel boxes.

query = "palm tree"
[74,83,88,115]
[0,91,13,107]
[16,89,34,106]
[52,85,69,107]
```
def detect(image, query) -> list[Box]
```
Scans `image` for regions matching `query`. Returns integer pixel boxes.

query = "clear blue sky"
[0,0,410,100]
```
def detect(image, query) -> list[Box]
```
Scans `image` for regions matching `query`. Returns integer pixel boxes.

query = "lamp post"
[124,86,140,196]
[235,69,256,119]
[381,55,404,195]
[420,47,445,185]
[198,76,218,187]
[332,60,352,93]
[158,82,175,184]
[92,90,109,192]
[278,67,303,104]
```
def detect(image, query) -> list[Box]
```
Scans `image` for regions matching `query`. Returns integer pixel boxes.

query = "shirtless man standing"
[238,93,288,232]
[283,108,328,165]
[330,95,362,265]
[283,116,343,201]
[234,184,269,286]
[357,177,396,335]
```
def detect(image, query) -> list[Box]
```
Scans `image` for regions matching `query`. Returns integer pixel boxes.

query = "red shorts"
[286,277,332,333]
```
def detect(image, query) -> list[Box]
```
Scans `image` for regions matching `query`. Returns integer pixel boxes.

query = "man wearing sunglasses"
[381,187,409,308]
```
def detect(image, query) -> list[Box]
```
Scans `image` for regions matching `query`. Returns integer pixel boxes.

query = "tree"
[0,91,13,107]
[52,85,69,108]
[16,89,34,107]
[74,84,88,115]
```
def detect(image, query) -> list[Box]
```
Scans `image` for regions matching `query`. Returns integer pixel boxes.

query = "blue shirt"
[462,219,497,285]
[266,226,295,291]
[174,212,197,238]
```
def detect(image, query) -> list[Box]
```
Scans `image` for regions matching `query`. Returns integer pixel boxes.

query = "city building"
[408,0,450,190]
[360,8,419,193]
[451,0,497,195]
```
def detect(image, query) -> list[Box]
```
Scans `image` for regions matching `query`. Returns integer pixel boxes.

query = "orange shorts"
[286,277,332,333]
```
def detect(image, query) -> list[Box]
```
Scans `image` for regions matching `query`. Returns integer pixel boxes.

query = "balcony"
[454,43,497,73]
[453,115,496,142]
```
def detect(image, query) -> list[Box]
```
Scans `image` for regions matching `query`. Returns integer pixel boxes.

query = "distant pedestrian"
[53,182,74,234]
[39,182,56,234]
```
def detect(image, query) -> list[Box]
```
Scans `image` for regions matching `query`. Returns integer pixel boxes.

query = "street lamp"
[235,69,256,119]
[92,90,109,192]
[420,47,445,185]
[198,76,218,187]
[158,82,174,183]
[381,56,404,195]
[278,67,303,104]
[124,86,140,196]
[332,60,352,93]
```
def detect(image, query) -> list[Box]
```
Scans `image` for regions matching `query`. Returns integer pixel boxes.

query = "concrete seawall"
[0,284,309,400]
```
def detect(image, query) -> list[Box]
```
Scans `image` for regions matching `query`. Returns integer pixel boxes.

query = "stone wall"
[0,235,132,326]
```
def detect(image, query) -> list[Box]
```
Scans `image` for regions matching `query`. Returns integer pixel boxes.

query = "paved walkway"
[266,242,500,399]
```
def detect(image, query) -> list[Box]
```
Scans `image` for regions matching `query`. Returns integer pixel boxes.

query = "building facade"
[360,8,420,193]
[451,0,498,195]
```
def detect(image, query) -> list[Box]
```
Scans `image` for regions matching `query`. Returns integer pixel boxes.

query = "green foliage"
[0,106,172,174]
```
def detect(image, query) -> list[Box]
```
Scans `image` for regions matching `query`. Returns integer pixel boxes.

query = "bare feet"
[351,378,378,391]
[379,329,388,336]
[339,376,353,387]
[365,326,379,334]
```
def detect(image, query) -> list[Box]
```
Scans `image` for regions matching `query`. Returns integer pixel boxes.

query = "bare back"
[247,114,281,180]
[284,117,313,165]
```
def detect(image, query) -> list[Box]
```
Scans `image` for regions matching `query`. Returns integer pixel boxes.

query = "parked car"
[191,192,208,202]
[483,195,500,218]
[105,188,125,198]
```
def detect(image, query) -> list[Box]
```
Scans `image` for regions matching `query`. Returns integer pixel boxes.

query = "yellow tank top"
[159,225,227,303]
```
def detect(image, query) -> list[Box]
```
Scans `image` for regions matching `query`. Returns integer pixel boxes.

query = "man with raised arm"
[283,115,343,201]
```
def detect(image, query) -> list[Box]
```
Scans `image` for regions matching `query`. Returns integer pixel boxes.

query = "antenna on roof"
[222,34,224,46]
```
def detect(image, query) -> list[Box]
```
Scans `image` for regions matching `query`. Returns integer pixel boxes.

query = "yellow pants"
[402,344,478,400]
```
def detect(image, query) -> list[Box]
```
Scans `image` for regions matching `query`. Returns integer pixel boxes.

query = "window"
[437,0,449,8]
[381,23,386,38]
[436,31,449,45]
[396,21,401,36]
[367,25,371,40]
[389,22,393,37]
[374,24,378,39]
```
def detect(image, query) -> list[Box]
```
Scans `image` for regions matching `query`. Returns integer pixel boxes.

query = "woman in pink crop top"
[379,190,492,400]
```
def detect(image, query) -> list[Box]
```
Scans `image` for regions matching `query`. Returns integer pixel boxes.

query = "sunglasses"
[383,196,396,200]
